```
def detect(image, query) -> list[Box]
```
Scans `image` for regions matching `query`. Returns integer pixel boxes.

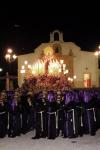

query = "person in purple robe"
[32,91,47,139]
[56,91,65,137]
[63,90,79,138]
[47,90,57,139]
[94,90,100,130]
[82,90,96,136]
[8,94,21,138]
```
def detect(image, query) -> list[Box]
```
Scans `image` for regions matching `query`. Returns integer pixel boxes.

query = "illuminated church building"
[18,30,99,88]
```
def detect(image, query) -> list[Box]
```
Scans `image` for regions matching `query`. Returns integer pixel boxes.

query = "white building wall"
[60,42,99,87]
[73,51,99,87]
[61,42,81,56]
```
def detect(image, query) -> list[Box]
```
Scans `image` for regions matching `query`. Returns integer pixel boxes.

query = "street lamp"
[94,45,100,57]
[5,48,17,91]
[0,68,3,72]
[5,48,17,63]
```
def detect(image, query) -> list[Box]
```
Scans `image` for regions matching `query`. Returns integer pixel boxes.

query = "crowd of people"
[0,85,100,139]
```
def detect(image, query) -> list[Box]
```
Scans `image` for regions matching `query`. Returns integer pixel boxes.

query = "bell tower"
[50,30,64,42]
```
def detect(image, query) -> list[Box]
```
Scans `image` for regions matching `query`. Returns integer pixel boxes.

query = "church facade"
[18,30,99,88]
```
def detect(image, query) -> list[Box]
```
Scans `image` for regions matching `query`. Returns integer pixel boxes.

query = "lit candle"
[28,65,31,68]
[59,68,61,72]
[20,69,25,74]
[73,75,76,79]
[60,60,64,64]
[63,64,66,68]
[22,65,25,69]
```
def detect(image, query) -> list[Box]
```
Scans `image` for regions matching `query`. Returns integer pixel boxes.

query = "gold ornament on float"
[43,46,54,57]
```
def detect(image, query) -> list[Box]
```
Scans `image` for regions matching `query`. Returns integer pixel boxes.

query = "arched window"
[50,30,63,42]
[54,32,59,41]
[53,43,61,53]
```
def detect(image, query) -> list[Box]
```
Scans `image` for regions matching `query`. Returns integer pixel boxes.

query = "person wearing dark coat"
[95,90,100,130]
[75,90,84,137]
[56,89,65,137]
[21,91,29,134]
[8,94,21,137]
[32,91,47,139]
[47,91,58,139]
[82,90,96,136]
[63,90,79,138]
[26,94,33,131]
[0,97,8,138]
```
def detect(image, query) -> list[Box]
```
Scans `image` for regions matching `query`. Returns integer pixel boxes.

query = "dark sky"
[0,13,100,75]
[1,15,100,55]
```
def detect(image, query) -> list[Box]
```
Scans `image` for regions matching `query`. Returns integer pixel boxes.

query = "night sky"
[0,13,100,76]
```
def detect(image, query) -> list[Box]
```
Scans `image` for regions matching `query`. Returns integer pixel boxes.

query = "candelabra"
[5,48,17,90]
[5,48,17,63]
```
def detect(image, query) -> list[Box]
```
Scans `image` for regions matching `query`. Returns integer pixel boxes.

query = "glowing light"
[24,61,28,65]
[70,78,73,82]
[43,46,54,56]
[59,68,61,72]
[12,54,17,59]
[64,69,69,74]
[60,60,64,64]
[22,65,25,69]
[21,58,72,81]
[95,51,99,56]
[0,68,3,72]
[20,69,25,74]
[68,77,71,81]
[5,49,17,63]
[63,64,66,70]
[8,49,12,53]
[73,75,76,79]
[28,65,31,68]
[32,70,36,74]
[5,54,10,59]
[49,69,53,73]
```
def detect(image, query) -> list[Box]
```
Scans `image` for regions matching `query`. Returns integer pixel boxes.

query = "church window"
[53,43,62,54]
[54,32,59,41]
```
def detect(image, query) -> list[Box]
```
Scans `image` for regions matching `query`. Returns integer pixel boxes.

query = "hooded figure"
[8,93,21,138]
[63,90,79,138]
[56,90,65,137]
[32,91,47,139]
[82,90,96,136]
[47,90,57,139]
[93,90,100,130]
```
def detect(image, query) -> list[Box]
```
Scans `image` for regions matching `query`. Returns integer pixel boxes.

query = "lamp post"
[5,48,17,91]
[5,48,17,63]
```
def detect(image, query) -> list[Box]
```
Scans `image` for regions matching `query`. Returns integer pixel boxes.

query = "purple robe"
[48,91,55,102]
[83,90,92,103]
